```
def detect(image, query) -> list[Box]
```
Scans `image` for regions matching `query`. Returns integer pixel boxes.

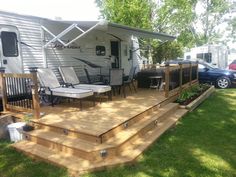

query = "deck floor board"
[33,90,166,136]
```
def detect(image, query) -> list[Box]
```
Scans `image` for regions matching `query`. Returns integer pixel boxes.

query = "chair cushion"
[45,87,93,99]
[58,67,80,85]
[38,68,61,88]
[74,84,111,93]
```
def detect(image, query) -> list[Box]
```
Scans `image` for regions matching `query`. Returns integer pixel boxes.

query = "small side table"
[149,76,162,90]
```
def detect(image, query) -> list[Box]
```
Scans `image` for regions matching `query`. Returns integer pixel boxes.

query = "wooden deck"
[11,88,189,175]
[35,89,167,137]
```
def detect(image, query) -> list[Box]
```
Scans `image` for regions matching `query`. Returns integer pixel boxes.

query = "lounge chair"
[37,68,94,108]
[58,67,112,101]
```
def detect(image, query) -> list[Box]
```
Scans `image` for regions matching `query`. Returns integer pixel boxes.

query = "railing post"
[165,63,170,98]
[29,67,40,119]
[179,63,183,93]
[0,68,7,112]
[189,62,192,86]
[196,61,199,81]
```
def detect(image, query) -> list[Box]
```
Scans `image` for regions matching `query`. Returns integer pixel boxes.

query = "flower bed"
[176,84,215,111]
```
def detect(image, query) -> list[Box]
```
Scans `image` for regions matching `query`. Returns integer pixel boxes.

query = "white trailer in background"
[0,11,175,81]
[184,45,228,69]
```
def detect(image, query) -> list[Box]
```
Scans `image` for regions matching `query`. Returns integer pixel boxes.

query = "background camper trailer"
[0,11,175,82]
[184,45,228,69]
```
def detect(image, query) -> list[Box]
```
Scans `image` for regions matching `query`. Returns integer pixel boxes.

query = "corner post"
[196,61,199,82]
[189,62,192,86]
[0,68,7,112]
[179,63,183,93]
[29,67,40,119]
[165,63,170,98]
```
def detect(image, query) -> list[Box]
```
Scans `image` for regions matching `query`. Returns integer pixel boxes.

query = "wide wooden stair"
[12,102,188,175]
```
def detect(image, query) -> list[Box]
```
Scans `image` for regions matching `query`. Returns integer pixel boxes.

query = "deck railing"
[0,69,40,119]
[165,62,198,97]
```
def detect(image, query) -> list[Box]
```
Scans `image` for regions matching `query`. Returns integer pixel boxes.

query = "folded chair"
[58,67,112,101]
[37,68,94,108]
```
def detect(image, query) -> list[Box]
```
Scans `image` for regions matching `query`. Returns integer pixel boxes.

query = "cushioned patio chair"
[109,68,126,98]
[37,68,94,108]
[58,67,112,101]
[123,66,137,93]
[84,68,104,85]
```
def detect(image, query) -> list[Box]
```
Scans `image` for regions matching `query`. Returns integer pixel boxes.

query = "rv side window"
[186,55,191,59]
[1,31,19,57]
[96,46,106,56]
[196,53,212,63]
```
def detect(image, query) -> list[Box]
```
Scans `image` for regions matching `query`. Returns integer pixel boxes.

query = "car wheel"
[216,77,231,89]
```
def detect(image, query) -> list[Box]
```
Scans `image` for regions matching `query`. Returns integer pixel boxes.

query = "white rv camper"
[184,45,228,69]
[0,11,175,82]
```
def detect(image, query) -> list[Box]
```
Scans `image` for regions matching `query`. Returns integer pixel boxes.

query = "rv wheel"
[216,77,231,89]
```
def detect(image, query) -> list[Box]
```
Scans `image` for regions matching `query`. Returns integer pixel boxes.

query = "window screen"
[96,46,105,56]
[196,53,212,63]
[1,31,19,57]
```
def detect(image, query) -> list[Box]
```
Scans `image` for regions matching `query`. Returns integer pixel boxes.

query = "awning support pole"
[41,21,102,48]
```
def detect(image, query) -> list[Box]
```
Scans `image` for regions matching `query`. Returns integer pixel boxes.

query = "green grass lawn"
[1,89,236,177]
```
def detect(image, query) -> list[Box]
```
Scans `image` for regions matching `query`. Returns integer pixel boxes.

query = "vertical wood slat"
[0,72,7,112]
[196,61,199,81]
[189,63,192,86]
[165,64,170,98]
[0,71,40,119]
[179,63,183,93]
[31,71,40,119]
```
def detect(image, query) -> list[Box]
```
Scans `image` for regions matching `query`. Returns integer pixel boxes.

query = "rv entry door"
[0,25,22,73]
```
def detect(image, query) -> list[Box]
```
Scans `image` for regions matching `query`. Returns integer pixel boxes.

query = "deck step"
[12,108,188,175]
[101,102,179,142]
[22,103,178,161]
[11,141,133,175]
[23,129,107,161]
[104,103,179,144]
[119,108,188,158]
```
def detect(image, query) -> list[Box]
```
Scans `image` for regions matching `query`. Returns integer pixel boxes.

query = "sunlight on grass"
[191,148,234,174]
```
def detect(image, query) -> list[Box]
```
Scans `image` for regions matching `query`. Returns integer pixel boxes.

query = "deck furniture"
[59,67,112,100]
[84,68,104,85]
[123,66,137,93]
[109,69,126,98]
[37,68,94,107]
[149,76,163,90]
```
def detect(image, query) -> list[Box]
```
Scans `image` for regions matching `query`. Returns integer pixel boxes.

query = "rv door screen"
[1,31,19,57]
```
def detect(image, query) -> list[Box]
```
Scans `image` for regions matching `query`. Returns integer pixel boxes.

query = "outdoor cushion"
[59,66,111,93]
[37,68,94,99]
[73,84,111,93]
[45,87,93,98]
[58,66,80,85]
[38,68,61,88]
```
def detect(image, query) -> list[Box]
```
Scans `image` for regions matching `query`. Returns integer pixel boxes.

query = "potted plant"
[22,113,34,132]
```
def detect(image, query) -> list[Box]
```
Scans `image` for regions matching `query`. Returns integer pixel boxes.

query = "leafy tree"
[227,17,236,43]
[95,0,154,29]
[194,0,230,44]
[154,0,198,48]
[152,41,183,63]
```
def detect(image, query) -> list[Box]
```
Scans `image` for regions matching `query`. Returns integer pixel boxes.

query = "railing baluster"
[0,72,40,118]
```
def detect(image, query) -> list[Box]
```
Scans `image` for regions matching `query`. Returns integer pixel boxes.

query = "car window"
[198,64,206,69]
[232,60,236,64]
